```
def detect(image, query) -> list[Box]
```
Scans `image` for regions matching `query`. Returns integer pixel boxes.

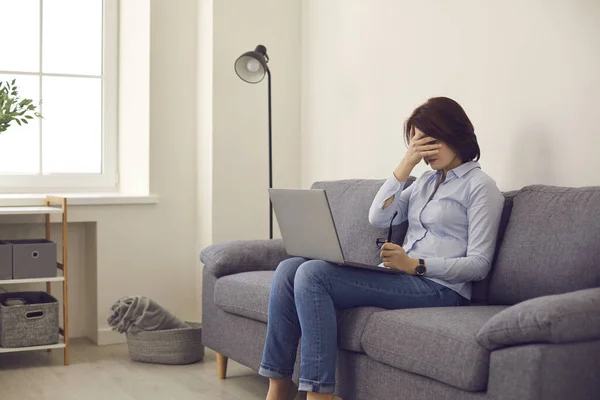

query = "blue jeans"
[258,257,468,394]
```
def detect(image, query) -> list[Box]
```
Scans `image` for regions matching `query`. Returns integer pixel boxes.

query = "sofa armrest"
[487,340,600,400]
[476,287,600,351]
[200,239,291,278]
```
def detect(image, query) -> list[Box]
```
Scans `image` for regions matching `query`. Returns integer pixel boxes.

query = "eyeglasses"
[376,210,398,249]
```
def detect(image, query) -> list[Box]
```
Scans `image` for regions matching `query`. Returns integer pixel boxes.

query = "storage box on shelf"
[8,239,57,280]
[0,291,59,348]
[0,241,11,280]
[0,196,69,366]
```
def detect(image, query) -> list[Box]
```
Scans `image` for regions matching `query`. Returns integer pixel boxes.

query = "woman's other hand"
[380,242,419,275]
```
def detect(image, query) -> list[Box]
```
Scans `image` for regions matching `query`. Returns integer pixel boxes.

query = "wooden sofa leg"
[216,352,228,379]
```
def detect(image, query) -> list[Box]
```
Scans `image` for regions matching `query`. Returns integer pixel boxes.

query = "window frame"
[0,0,119,194]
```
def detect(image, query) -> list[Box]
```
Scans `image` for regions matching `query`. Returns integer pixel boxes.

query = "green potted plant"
[0,79,42,133]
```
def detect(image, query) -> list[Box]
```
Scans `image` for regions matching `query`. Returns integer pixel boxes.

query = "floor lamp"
[234,45,274,240]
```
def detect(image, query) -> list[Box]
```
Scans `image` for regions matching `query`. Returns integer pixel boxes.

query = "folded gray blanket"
[107,296,189,333]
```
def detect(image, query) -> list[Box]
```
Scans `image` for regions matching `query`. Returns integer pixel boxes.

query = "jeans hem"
[258,364,293,380]
[298,379,335,394]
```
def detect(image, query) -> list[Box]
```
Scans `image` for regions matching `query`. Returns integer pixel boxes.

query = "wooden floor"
[0,338,309,400]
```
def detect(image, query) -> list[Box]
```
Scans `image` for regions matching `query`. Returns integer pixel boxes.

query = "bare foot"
[266,378,293,400]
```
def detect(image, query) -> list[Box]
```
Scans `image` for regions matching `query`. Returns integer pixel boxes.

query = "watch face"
[416,265,426,275]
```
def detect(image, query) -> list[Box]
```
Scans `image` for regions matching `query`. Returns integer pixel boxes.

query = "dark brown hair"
[404,97,480,163]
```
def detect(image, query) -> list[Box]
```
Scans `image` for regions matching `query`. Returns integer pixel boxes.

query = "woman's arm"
[380,159,418,210]
[368,169,415,228]
[369,129,441,227]
[423,178,505,283]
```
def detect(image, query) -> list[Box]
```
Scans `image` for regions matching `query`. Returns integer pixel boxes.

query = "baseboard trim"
[97,328,127,345]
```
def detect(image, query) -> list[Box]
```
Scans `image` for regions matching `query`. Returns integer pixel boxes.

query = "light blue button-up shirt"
[368,161,505,300]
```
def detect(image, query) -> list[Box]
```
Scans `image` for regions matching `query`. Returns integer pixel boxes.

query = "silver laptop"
[268,188,404,274]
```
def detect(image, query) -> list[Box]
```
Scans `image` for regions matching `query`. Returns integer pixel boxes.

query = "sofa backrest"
[311,178,415,266]
[488,185,600,305]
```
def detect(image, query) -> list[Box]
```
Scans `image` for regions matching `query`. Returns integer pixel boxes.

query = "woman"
[259,97,505,400]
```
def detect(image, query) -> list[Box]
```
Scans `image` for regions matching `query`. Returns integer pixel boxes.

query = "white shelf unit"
[0,197,69,365]
[0,275,65,285]
[0,206,64,216]
[0,338,65,354]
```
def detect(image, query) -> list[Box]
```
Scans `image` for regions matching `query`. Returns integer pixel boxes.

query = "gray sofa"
[200,179,600,400]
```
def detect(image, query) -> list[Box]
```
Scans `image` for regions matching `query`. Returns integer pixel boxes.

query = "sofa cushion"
[214,271,273,323]
[361,306,507,392]
[471,191,517,304]
[311,178,415,267]
[214,271,380,353]
[489,185,600,305]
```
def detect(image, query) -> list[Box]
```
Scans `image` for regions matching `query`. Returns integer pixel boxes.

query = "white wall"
[212,0,301,243]
[193,0,301,320]
[78,0,200,343]
[301,0,600,191]
[197,0,213,322]
[83,0,200,343]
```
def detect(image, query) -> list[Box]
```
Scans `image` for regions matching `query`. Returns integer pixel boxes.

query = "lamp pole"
[267,68,273,240]
[234,45,274,240]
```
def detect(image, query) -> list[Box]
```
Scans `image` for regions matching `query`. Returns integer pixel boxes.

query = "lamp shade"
[234,45,270,83]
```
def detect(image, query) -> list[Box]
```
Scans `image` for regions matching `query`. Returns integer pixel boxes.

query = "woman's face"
[413,128,463,172]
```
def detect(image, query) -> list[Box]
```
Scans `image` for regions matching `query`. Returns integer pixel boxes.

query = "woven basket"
[125,322,204,365]
[0,291,59,348]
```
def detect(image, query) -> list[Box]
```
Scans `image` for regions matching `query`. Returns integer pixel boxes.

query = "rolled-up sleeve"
[424,178,505,283]
[368,174,414,228]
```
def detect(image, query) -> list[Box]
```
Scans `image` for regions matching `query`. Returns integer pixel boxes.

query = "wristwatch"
[415,259,427,276]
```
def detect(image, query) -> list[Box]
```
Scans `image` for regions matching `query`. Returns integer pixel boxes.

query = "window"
[0,0,118,193]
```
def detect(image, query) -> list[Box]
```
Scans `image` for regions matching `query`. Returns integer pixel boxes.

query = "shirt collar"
[427,161,481,181]
[449,161,480,178]
[429,161,480,181]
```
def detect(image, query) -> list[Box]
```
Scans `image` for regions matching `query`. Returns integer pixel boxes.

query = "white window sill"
[0,193,159,207]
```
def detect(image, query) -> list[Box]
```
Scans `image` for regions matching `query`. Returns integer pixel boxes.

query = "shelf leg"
[46,196,70,366]
[62,198,69,366]
[46,215,52,353]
